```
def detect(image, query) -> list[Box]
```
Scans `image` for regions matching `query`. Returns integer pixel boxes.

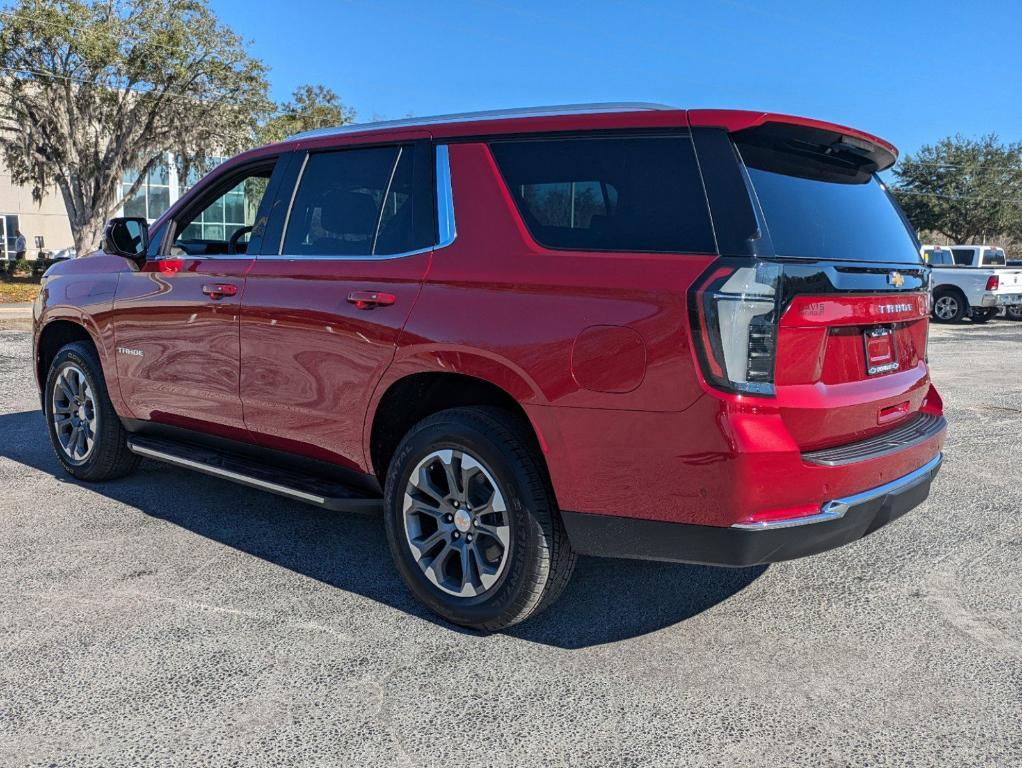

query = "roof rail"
[285,102,677,142]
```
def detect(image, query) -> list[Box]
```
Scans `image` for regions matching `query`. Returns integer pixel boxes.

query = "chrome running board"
[126,436,382,514]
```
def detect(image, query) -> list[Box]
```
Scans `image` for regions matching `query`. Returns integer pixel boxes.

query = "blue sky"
[212,0,1022,159]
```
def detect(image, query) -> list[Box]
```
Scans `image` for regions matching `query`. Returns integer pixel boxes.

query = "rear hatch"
[689,118,935,451]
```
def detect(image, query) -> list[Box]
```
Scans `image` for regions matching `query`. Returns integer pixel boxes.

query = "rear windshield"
[951,248,975,265]
[982,248,1006,266]
[737,141,921,264]
[490,135,715,253]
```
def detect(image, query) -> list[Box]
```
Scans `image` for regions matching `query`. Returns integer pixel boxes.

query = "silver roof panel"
[285,102,677,142]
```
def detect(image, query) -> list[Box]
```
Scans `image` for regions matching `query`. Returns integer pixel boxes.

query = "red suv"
[34,104,946,630]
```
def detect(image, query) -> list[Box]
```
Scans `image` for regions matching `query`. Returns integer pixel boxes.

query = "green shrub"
[11,258,32,277]
[32,258,57,277]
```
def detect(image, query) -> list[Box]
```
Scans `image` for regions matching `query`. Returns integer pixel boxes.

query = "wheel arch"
[932,283,968,303]
[35,319,98,403]
[366,369,551,492]
[931,284,969,319]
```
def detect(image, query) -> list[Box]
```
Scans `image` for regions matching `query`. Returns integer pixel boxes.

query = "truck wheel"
[383,406,576,631]
[44,341,140,482]
[933,290,967,323]
[971,308,995,324]
[1006,305,1022,321]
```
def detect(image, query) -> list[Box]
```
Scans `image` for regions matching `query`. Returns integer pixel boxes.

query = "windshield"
[738,143,921,264]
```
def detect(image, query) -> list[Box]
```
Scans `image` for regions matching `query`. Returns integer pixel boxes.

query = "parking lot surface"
[1,320,1020,767]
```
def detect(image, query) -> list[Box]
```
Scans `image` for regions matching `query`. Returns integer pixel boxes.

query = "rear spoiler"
[688,110,897,172]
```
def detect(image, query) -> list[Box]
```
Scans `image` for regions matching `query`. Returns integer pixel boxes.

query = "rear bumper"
[561,453,942,567]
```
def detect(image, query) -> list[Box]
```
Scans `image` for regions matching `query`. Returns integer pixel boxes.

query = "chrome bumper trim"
[731,453,943,531]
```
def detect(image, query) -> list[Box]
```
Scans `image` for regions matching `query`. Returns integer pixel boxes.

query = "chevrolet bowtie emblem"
[888,271,905,288]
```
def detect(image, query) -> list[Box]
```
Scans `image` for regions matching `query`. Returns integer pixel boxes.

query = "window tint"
[374,145,434,255]
[739,141,920,264]
[282,145,432,257]
[982,248,1006,266]
[521,180,612,230]
[490,136,714,253]
[951,248,974,266]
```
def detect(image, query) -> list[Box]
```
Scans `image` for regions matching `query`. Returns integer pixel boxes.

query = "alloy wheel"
[51,363,98,465]
[934,295,958,320]
[402,448,512,598]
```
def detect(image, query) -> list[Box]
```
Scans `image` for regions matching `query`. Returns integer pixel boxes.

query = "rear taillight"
[986,275,1000,291]
[689,261,782,396]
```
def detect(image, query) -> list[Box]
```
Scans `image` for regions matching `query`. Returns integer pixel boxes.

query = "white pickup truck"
[922,245,1022,323]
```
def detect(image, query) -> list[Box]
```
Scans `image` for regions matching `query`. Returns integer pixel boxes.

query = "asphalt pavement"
[0,320,1019,767]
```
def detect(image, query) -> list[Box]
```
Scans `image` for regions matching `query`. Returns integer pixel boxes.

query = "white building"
[1,151,226,259]
[0,157,74,259]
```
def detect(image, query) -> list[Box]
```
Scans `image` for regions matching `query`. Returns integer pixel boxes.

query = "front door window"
[172,170,273,257]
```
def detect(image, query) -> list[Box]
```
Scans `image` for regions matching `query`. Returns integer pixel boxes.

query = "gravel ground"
[0,321,1020,767]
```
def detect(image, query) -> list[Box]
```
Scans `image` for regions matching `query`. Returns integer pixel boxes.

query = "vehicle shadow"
[0,409,765,649]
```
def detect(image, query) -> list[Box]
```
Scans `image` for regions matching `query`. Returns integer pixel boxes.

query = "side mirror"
[103,217,149,258]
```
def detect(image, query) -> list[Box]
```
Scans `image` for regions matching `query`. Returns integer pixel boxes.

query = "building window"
[1,214,20,259]
[121,158,172,221]
[179,177,247,242]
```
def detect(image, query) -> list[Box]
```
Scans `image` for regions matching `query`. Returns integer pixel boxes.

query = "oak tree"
[0,0,272,253]
[892,134,1022,245]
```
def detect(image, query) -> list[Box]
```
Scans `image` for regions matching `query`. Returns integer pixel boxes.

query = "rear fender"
[362,345,548,467]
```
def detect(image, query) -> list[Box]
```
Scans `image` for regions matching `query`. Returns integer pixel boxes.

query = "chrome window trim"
[435,144,456,249]
[267,244,437,263]
[731,453,942,531]
[286,102,675,142]
[267,142,457,262]
[155,253,255,261]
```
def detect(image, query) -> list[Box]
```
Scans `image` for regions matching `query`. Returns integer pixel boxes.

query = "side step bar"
[126,436,382,514]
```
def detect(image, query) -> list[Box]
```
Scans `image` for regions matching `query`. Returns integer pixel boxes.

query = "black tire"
[44,341,140,482]
[971,308,995,324]
[1006,305,1022,321]
[383,406,576,631]
[932,290,967,323]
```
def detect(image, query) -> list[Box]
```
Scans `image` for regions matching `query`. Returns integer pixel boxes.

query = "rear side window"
[282,145,433,257]
[490,135,715,253]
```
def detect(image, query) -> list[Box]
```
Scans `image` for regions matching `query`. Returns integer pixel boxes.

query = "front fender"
[34,263,128,416]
